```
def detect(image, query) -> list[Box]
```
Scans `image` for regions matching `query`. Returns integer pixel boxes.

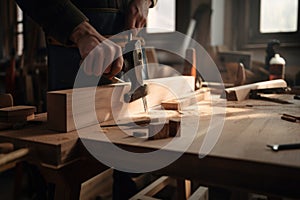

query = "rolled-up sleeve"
[15,0,88,44]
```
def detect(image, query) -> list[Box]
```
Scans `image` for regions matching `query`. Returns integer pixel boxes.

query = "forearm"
[15,0,87,44]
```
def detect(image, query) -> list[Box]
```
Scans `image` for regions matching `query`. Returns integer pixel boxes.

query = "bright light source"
[260,0,298,33]
[147,0,176,33]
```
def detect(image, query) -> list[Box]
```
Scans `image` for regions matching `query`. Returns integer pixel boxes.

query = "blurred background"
[1,0,300,113]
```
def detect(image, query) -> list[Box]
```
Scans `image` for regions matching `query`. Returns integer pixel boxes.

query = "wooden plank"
[147,118,181,140]
[0,93,13,108]
[148,122,169,140]
[0,113,80,166]
[0,142,14,153]
[47,76,195,132]
[161,88,210,110]
[0,106,36,122]
[169,118,181,137]
[130,176,175,200]
[188,186,208,200]
[80,168,113,200]
[0,148,29,166]
[224,79,287,101]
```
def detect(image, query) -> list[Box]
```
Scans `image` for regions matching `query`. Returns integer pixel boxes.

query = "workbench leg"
[13,162,23,200]
[38,158,109,200]
[176,178,188,200]
[230,190,249,200]
[54,180,81,200]
[267,197,282,200]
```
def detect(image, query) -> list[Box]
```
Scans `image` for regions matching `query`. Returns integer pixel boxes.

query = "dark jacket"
[15,0,157,44]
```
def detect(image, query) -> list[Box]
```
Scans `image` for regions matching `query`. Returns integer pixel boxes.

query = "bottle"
[269,54,286,80]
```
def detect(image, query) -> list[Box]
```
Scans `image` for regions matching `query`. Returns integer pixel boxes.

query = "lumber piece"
[0,94,13,108]
[148,122,169,140]
[148,118,181,140]
[0,106,36,122]
[224,79,287,101]
[188,186,208,200]
[169,118,181,137]
[0,143,14,154]
[161,88,210,110]
[47,76,195,132]
[130,176,176,200]
[0,148,29,166]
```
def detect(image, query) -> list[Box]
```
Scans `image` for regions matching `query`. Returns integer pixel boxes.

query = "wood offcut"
[224,79,287,101]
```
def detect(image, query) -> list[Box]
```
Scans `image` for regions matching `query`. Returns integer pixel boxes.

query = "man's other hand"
[125,0,152,34]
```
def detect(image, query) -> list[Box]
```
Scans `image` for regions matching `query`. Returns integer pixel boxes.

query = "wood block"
[224,79,287,101]
[161,88,210,110]
[0,143,14,154]
[47,76,195,132]
[0,94,13,108]
[0,106,36,122]
[148,118,181,140]
[169,118,181,137]
[148,122,169,140]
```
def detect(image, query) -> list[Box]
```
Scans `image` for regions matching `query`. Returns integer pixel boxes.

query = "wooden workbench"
[0,94,299,199]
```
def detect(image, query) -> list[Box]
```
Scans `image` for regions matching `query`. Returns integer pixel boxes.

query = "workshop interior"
[1,0,300,200]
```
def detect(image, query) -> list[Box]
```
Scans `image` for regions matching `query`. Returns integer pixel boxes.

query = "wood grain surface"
[47,76,195,132]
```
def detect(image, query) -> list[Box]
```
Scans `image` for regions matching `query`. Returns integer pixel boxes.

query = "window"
[236,0,300,49]
[147,0,176,33]
[260,0,298,33]
[16,5,24,56]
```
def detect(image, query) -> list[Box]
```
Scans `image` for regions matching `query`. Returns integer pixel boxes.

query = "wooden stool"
[130,176,208,200]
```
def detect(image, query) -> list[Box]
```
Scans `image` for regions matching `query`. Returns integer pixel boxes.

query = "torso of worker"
[16,0,157,90]
[47,0,130,91]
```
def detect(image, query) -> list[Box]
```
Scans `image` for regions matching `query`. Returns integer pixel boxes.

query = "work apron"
[47,8,125,91]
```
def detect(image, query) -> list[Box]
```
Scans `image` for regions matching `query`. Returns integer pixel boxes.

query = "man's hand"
[70,21,123,79]
[125,0,152,34]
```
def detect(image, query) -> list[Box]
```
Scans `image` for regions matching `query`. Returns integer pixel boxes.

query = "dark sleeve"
[15,0,88,44]
[150,0,157,8]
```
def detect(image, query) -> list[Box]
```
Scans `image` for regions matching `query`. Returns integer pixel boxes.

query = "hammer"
[119,32,148,112]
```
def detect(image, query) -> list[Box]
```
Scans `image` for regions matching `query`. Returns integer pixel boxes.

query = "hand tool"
[281,113,300,123]
[249,87,292,104]
[294,95,300,100]
[121,32,148,112]
[267,143,300,152]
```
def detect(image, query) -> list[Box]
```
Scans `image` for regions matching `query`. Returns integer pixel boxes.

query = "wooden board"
[0,94,13,108]
[47,76,195,132]
[0,113,80,166]
[148,118,181,140]
[161,88,210,110]
[224,79,287,101]
[0,106,36,122]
